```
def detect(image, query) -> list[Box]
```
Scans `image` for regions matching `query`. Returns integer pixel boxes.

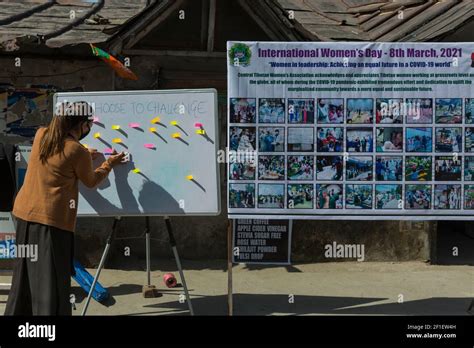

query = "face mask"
[78,122,91,141]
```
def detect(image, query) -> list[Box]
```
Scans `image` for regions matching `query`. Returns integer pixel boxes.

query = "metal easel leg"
[81,216,121,316]
[142,216,158,297]
[164,216,194,315]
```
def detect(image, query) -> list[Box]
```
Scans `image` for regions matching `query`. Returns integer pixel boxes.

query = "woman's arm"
[71,145,125,188]
[72,146,113,188]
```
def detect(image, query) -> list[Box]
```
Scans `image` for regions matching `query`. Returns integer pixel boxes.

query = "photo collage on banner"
[227,42,474,218]
[228,96,473,214]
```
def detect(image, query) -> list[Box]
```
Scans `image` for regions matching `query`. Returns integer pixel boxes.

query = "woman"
[5,101,125,315]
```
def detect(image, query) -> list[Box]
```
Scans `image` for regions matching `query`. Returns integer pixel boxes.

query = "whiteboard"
[53,89,220,217]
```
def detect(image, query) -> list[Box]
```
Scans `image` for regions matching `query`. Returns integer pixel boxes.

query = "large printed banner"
[227,41,474,220]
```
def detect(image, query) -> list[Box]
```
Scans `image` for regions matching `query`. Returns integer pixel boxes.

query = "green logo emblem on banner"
[228,43,252,67]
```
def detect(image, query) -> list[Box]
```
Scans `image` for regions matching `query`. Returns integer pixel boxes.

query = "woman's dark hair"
[39,101,93,163]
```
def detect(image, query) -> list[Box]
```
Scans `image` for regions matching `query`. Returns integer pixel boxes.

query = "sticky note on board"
[170,120,178,126]
[144,143,155,149]
[149,127,157,132]
[186,175,194,180]
[111,125,121,130]
[82,144,88,149]
[195,129,206,135]
[103,148,114,154]
[194,122,203,128]
[172,132,181,138]
[129,122,140,128]
[133,168,141,174]
[151,117,160,124]
[93,132,101,138]
[92,116,100,123]
[112,138,122,143]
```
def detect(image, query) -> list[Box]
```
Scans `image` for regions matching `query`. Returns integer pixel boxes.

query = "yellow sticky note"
[151,117,161,124]
[93,132,101,139]
[133,168,141,174]
[149,127,156,132]
[172,132,181,138]
[195,129,206,135]
[112,138,122,143]
[186,175,194,180]
[82,144,88,149]
[170,120,178,126]
[111,125,121,130]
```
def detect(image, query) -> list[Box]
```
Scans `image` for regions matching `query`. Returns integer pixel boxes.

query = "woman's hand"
[107,150,127,167]
[88,148,100,160]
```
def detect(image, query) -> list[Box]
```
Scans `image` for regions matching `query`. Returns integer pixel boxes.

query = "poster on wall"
[232,219,292,264]
[0,212,15,259]
[227,41,474,220]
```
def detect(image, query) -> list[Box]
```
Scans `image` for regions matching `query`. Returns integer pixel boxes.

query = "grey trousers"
[4,217,74,316]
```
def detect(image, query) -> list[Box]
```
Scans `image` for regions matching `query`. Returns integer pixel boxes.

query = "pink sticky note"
[144,143,156,149]
[104,148,114,154]
[93,116,100,123]
[194,122,203,128]
[129,122,140,128]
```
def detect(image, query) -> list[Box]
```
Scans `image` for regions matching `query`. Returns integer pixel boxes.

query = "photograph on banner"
[316,155,343,181]
[434,156,462,181]
[346,156,373,181]
[258,127,285,152]
[375,184,402,209]
[435,98,462,124]
[258,155,285,180]
[405,184,432,209]
[405,156,432,181]
[258,98,285,123]
[258,184,285,209]
[464,185,474,209]
[317,98,344,124]
[405,98,433,124]
[464,156,474,180]
[287,184,314,209]
[346,98,374,124]
[346,128,373,152]
[345,184,372,209]
[406,127,433,152]
[287,127,314,152]
[376,98,403,124]
[229,183,255,208]
[435,127,462,152]
[316,127,343,152]
[376,127,403,152]
[434,184,461,210]
[287,155,314,180]
[229,126,256,151]
[316,184,343,209]
[287,98,314,124]
[229,159,256,180]
[230,98,256,123]
[466,98,474,124]
[375,156,403,181]
[465,128,474,152]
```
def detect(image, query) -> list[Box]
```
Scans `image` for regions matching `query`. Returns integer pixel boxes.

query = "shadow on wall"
[80,154,184,215]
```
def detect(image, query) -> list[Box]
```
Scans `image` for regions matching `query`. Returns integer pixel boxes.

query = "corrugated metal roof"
[274,0,473,41]
[0,0,149,48]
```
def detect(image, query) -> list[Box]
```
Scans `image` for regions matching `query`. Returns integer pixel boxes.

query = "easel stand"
[81,215,194,316]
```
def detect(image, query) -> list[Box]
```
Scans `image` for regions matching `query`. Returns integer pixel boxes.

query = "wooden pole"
[227,219,233,316]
